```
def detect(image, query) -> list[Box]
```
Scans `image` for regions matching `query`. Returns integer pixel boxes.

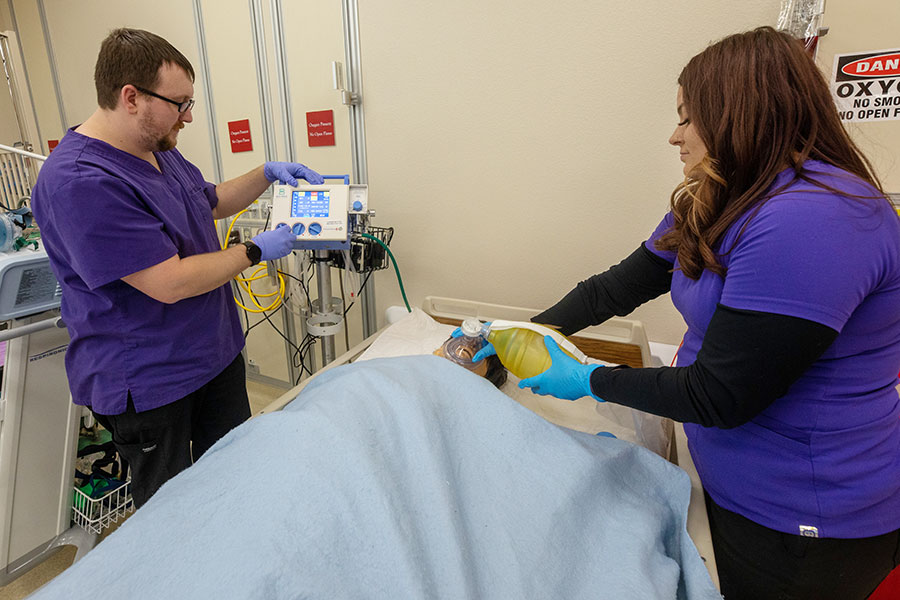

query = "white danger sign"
[831,48,900,123]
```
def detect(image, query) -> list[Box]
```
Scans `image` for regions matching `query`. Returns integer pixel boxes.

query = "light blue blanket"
[32,356,720,599]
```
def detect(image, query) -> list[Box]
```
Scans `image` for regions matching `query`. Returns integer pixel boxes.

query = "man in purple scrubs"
[31,28,324,507]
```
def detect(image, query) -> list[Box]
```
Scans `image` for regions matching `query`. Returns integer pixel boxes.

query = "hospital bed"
[264,296,718,585]
[29,296,721,600]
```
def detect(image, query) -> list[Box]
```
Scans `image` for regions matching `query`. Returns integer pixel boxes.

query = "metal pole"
[0,144,46,161]
[313,251,336,365]
[249,0,307,383]
[4,3,44,153]
[249,0,277,163]
[191,0,224,186]
[341,0,377,337]
[269,0,294,162]
[268,0,303,383]
[0,315,64,343]
[0,35,30,151]
[35,0,67,133]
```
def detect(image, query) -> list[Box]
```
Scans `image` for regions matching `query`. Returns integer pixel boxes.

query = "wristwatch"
[241,241,262,266]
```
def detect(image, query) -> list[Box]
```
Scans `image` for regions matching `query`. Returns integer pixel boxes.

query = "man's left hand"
[518,336,604,402]
[263,162,325,186]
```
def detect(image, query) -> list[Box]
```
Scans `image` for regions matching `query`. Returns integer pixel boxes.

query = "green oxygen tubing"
[358,232,411,313]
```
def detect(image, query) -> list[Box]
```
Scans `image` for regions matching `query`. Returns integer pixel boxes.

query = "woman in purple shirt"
[515,27,900,599]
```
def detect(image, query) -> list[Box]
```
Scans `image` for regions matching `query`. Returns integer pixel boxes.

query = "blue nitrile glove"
[251,225,295,261]
[263,161,325,186]
[451,321,495,362]
[518,335,604,402]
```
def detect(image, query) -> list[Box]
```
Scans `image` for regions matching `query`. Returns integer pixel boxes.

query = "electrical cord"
[244,301,287,339]
[276,268,311,318]
[343,271,373,317]
[339,270,350,351]
[225,215,403,383]
[221,207,287,313]
[292,334,317,382]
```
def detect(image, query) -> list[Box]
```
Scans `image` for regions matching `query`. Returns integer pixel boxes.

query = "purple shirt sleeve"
[644,212,677,263]
[720,196,878,331]
[52,177,178,289]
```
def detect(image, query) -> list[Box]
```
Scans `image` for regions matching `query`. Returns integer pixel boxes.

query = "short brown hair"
[94,28,195,110]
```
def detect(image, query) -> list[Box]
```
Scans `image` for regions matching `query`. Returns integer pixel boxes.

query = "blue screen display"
[291,190,330,218]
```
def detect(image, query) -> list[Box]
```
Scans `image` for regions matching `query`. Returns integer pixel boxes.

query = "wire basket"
[72,480,134,534]
[331,226,394,273]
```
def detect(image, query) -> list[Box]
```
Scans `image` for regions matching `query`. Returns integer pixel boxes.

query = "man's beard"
[139,114,179,153]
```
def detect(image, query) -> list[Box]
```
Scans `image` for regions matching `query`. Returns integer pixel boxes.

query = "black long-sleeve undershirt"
[531,244,673,336]
[532,244,839,429]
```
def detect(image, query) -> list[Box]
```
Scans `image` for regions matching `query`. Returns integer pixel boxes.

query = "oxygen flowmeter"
[269,181,368,250]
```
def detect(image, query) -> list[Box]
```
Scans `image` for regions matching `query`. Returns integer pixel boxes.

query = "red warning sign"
[306,110,335,147]
[227,119,253,153]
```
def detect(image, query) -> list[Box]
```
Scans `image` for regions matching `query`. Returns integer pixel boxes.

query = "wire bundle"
[222,208,287,313]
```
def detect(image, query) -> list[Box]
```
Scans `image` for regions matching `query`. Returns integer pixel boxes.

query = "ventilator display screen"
[291,190,330,218]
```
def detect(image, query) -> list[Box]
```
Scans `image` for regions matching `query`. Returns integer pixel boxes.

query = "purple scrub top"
[32,128,244,415]
[645,161,900,538]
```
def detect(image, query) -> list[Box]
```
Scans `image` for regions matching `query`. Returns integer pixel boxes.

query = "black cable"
[281,268,310,301]
[339,271,350,352]
[286,254,314,310]
[278,270,303,283]
[260,305,301,355]
[343,271,373,317]
[236,285,259,338]
[243,301,286,338]
[292,334,317,382]
[291,334,309,368]
[292,330,316,368]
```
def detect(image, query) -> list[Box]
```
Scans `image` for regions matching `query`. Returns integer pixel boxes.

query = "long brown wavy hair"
[654,26,885,279]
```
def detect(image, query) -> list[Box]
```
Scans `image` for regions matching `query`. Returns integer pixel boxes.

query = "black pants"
[706,492,900,599]
[92,354,251,508]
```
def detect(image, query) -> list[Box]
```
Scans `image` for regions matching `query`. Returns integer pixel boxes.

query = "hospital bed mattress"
[30,353,720,600]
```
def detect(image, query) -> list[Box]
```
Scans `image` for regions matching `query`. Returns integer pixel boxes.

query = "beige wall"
[358,0,783,344]
[36,0,215,176]
[0,33,21,145]
[6,1,896,356]
[818,0,900,192]
[9,0,62,154]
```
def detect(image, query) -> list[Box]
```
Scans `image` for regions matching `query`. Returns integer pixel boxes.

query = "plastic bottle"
[433,318,488,377]
[484,321,583,380]
[0,214,17,253]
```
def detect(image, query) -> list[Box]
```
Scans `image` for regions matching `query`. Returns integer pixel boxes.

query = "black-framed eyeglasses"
[133,85,195,113]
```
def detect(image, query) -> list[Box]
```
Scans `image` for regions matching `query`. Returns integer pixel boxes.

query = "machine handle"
[319,175,351,185]
[0,315,65,342]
